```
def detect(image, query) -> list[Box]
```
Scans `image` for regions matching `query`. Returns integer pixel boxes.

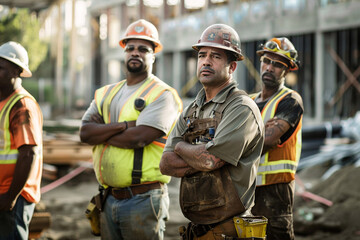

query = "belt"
[110,182,163,200]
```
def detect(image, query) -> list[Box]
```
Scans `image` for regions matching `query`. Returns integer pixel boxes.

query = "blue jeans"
[101,185,170,240]
[0,195,35,240]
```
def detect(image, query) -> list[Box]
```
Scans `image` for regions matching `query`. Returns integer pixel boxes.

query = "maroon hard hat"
[192,24,244,61]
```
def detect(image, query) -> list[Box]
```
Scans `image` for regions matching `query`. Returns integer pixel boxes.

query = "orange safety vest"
[251,87,302,186]
[0,89,43,203]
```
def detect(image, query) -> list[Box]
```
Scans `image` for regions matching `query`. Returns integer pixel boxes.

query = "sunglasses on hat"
[264,41,297,60]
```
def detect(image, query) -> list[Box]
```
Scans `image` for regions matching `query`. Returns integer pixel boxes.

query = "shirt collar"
[194,81,238,107]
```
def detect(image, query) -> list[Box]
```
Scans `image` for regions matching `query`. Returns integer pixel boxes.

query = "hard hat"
[257,37,299,71]
[0,41,32,77]
[119,19,163,53]
[192,24,244,61]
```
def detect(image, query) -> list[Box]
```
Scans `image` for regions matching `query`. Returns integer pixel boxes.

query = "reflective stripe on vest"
[252,87,302,186]
[92,75,182,187]
[0,93,29,165]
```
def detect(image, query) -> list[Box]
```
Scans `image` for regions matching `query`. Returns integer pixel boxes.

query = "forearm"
[160,152,198,177]
[0,146,35,210]
[80,122,127,145]
[174,141,225,171]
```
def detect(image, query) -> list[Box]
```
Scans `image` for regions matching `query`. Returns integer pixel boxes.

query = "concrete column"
[315,31,324,122]
[173,51,184,93]
[55,2,64,113]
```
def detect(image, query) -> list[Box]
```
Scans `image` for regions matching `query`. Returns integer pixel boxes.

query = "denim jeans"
[101,185,170,240]
[0,195,35,240]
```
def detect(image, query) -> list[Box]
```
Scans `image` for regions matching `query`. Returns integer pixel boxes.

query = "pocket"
[180,171,226,212]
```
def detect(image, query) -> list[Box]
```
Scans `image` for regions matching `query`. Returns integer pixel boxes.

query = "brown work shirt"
[164,82,264,210]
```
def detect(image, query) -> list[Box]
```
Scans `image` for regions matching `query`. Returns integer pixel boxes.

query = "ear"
[229,61,237,74]
[151,53,155,63]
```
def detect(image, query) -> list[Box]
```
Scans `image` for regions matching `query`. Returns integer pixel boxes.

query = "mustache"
[200,66,215,74]
[128,58,143,63]
[262,72,275,80]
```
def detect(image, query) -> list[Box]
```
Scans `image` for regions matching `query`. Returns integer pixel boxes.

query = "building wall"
[88,0,360,122]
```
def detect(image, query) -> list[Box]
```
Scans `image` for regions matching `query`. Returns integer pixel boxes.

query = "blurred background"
[1,1,360,239]
[0,0,359,123]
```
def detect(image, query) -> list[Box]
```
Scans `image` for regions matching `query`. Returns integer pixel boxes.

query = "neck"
[260,82,284,101]
[203,79,231,102]
[0,78,21,101]
[126,71,151,86]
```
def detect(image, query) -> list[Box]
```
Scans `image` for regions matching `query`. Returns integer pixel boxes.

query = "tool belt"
[110,182,163,200]
[179,216,267,240]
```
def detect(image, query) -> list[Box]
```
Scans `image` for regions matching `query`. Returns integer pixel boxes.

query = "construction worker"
[80,19,182,240]
[160,24,264,240]
[250,37,304,240]
[0,41,43,239]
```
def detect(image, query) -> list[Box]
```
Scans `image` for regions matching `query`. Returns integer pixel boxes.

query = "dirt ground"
[35,163,360,240]
[37,168,188,240]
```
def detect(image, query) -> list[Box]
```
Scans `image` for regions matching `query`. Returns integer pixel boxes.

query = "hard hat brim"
[119,36,163,53]
[257,49,298,71]
[0,56,32,77]
[192,42,244,61]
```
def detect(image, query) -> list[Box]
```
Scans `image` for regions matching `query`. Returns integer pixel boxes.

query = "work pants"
[252,181,295,240]
[100,186,169,240]
[0,195,35,240]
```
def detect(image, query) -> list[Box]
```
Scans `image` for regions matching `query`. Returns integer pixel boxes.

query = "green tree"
[0,8,48,72]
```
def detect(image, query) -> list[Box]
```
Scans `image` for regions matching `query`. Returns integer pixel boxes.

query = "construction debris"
[294,112,360,239]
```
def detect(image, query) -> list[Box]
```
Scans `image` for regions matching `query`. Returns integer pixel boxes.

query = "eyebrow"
[198,50,222,57]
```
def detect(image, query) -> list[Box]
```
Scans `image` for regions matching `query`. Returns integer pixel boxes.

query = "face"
[260,52,289,88]
[196,47,236,87]
[124,39,155,74]
[0,58,19,88]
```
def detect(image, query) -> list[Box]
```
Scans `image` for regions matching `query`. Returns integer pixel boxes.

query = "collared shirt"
[165,81,264,209]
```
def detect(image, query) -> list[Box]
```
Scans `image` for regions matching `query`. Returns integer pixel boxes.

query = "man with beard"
[80,19,182,240]
[250,37,304,240]
[160,24,264,240]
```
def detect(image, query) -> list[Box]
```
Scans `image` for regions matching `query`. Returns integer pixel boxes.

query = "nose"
[131,49,140,56]
[265,62,274,72]
[202,55,211,66]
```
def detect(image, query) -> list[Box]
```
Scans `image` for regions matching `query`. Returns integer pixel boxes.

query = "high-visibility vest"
[0,89,42,203]
[251,87,302,186]
[92,75,182,188]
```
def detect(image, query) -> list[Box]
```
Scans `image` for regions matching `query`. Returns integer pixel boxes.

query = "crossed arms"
[80,112,164,149]
[160,142,226,178]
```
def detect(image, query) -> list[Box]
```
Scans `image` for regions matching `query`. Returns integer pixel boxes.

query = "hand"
[89,113,105,124]
[0,193,16,211]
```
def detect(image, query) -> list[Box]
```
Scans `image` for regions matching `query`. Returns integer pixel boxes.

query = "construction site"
[0,0,360,239]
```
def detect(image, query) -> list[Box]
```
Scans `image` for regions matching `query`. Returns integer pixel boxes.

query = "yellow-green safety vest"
[92,75,182,188]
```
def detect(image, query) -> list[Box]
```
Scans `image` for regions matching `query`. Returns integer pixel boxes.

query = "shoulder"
[280,89,304,110]
[226,91,260,113]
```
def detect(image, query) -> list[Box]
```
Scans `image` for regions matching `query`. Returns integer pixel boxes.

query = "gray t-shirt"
[82,77,180,135]
[164,82,264,210]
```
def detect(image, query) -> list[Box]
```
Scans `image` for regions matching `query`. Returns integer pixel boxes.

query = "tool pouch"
[180,166,245,224]
[85,187,110,236]
[85,195,101,236]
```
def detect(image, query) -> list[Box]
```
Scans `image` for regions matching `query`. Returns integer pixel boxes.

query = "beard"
[126,59,144,73]
[261,72,281,88]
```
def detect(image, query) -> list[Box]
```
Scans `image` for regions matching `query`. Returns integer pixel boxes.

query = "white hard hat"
[0,41,32,77]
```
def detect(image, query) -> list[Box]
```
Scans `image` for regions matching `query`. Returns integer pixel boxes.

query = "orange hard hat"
[119,19,163,53]
[192,24,244,61]
[257,37,299,71]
